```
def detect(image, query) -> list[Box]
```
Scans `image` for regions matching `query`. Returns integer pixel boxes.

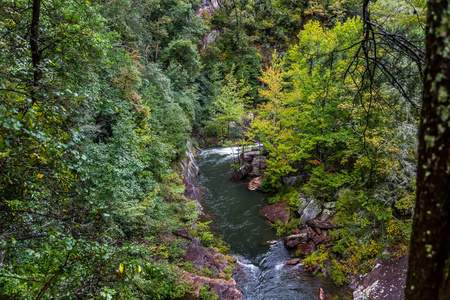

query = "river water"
[197,147,348,299]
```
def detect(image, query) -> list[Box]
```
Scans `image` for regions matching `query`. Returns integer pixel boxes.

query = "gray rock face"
[300,198,322,222]
[181,142,200,185]
[297,196,312,215]
[181,143,203,215]
[353,256,408,300]
[321,209,335,222]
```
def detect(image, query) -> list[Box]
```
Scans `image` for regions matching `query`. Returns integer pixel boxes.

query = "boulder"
[313,227,322,235]
[297,196,312,215]
[312,235,326,245]
[300,199,322,222]
[230,164,253,181]
[353,256,409,300]
[183,241,228,277]
[282,176,297,187]
[260,203,290,224]
[284,233,310,250]
[306,219,335,229]
[298,224,316,236]
[248,176,262,191]
[182,272,243,300]
[251,156,266,170]
[320,209,335,222]
[239,151,259,163]
[295,242,316,256]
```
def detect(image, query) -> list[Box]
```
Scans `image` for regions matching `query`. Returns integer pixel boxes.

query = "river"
[197,147,349,299]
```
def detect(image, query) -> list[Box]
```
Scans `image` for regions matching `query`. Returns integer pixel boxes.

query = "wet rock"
[320,209,335,222]
[284,258,301,265]
[182,272,243,300]
[300,199,322,222]
[306,219,335,229]
[282,176,297,187]
[260,203,290,224]
[248,176,262,191]
[284,233,310,250]
[230,164,253,181]
[353,256,408,300]
[239,151,259,163]
[295,241,316,256]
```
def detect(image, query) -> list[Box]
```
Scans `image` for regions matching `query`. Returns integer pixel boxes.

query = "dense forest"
[0,0,447,298]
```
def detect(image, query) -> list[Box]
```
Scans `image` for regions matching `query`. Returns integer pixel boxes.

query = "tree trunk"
[30,0,42,100]
[405,0,450,298]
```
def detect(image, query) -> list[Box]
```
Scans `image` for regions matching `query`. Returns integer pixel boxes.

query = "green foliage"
[330,263,347,286]
[302,246,329,269]
[201,232,215,247]
[271,219,301,236]
[250,3,422,281]
[0,0,226,297]
[303,166,352,201]
[203,68,253,138]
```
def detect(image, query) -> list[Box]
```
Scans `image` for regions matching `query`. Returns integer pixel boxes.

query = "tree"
[405,0,450,298]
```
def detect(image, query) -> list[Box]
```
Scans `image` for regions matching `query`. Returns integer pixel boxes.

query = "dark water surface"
[197,147,348,300]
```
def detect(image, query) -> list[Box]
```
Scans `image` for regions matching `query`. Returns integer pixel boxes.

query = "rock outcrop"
[239,151,259,163]
[284,233,311,250]
[259,202,290,224]
[230,164,253,181]
[300,198,322,222]
[181,142,203,206]
[182,272,243,300]
[248,176,262,191]
[179,143,243,299]
[229,149,267,189]
[352,256,409,300]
